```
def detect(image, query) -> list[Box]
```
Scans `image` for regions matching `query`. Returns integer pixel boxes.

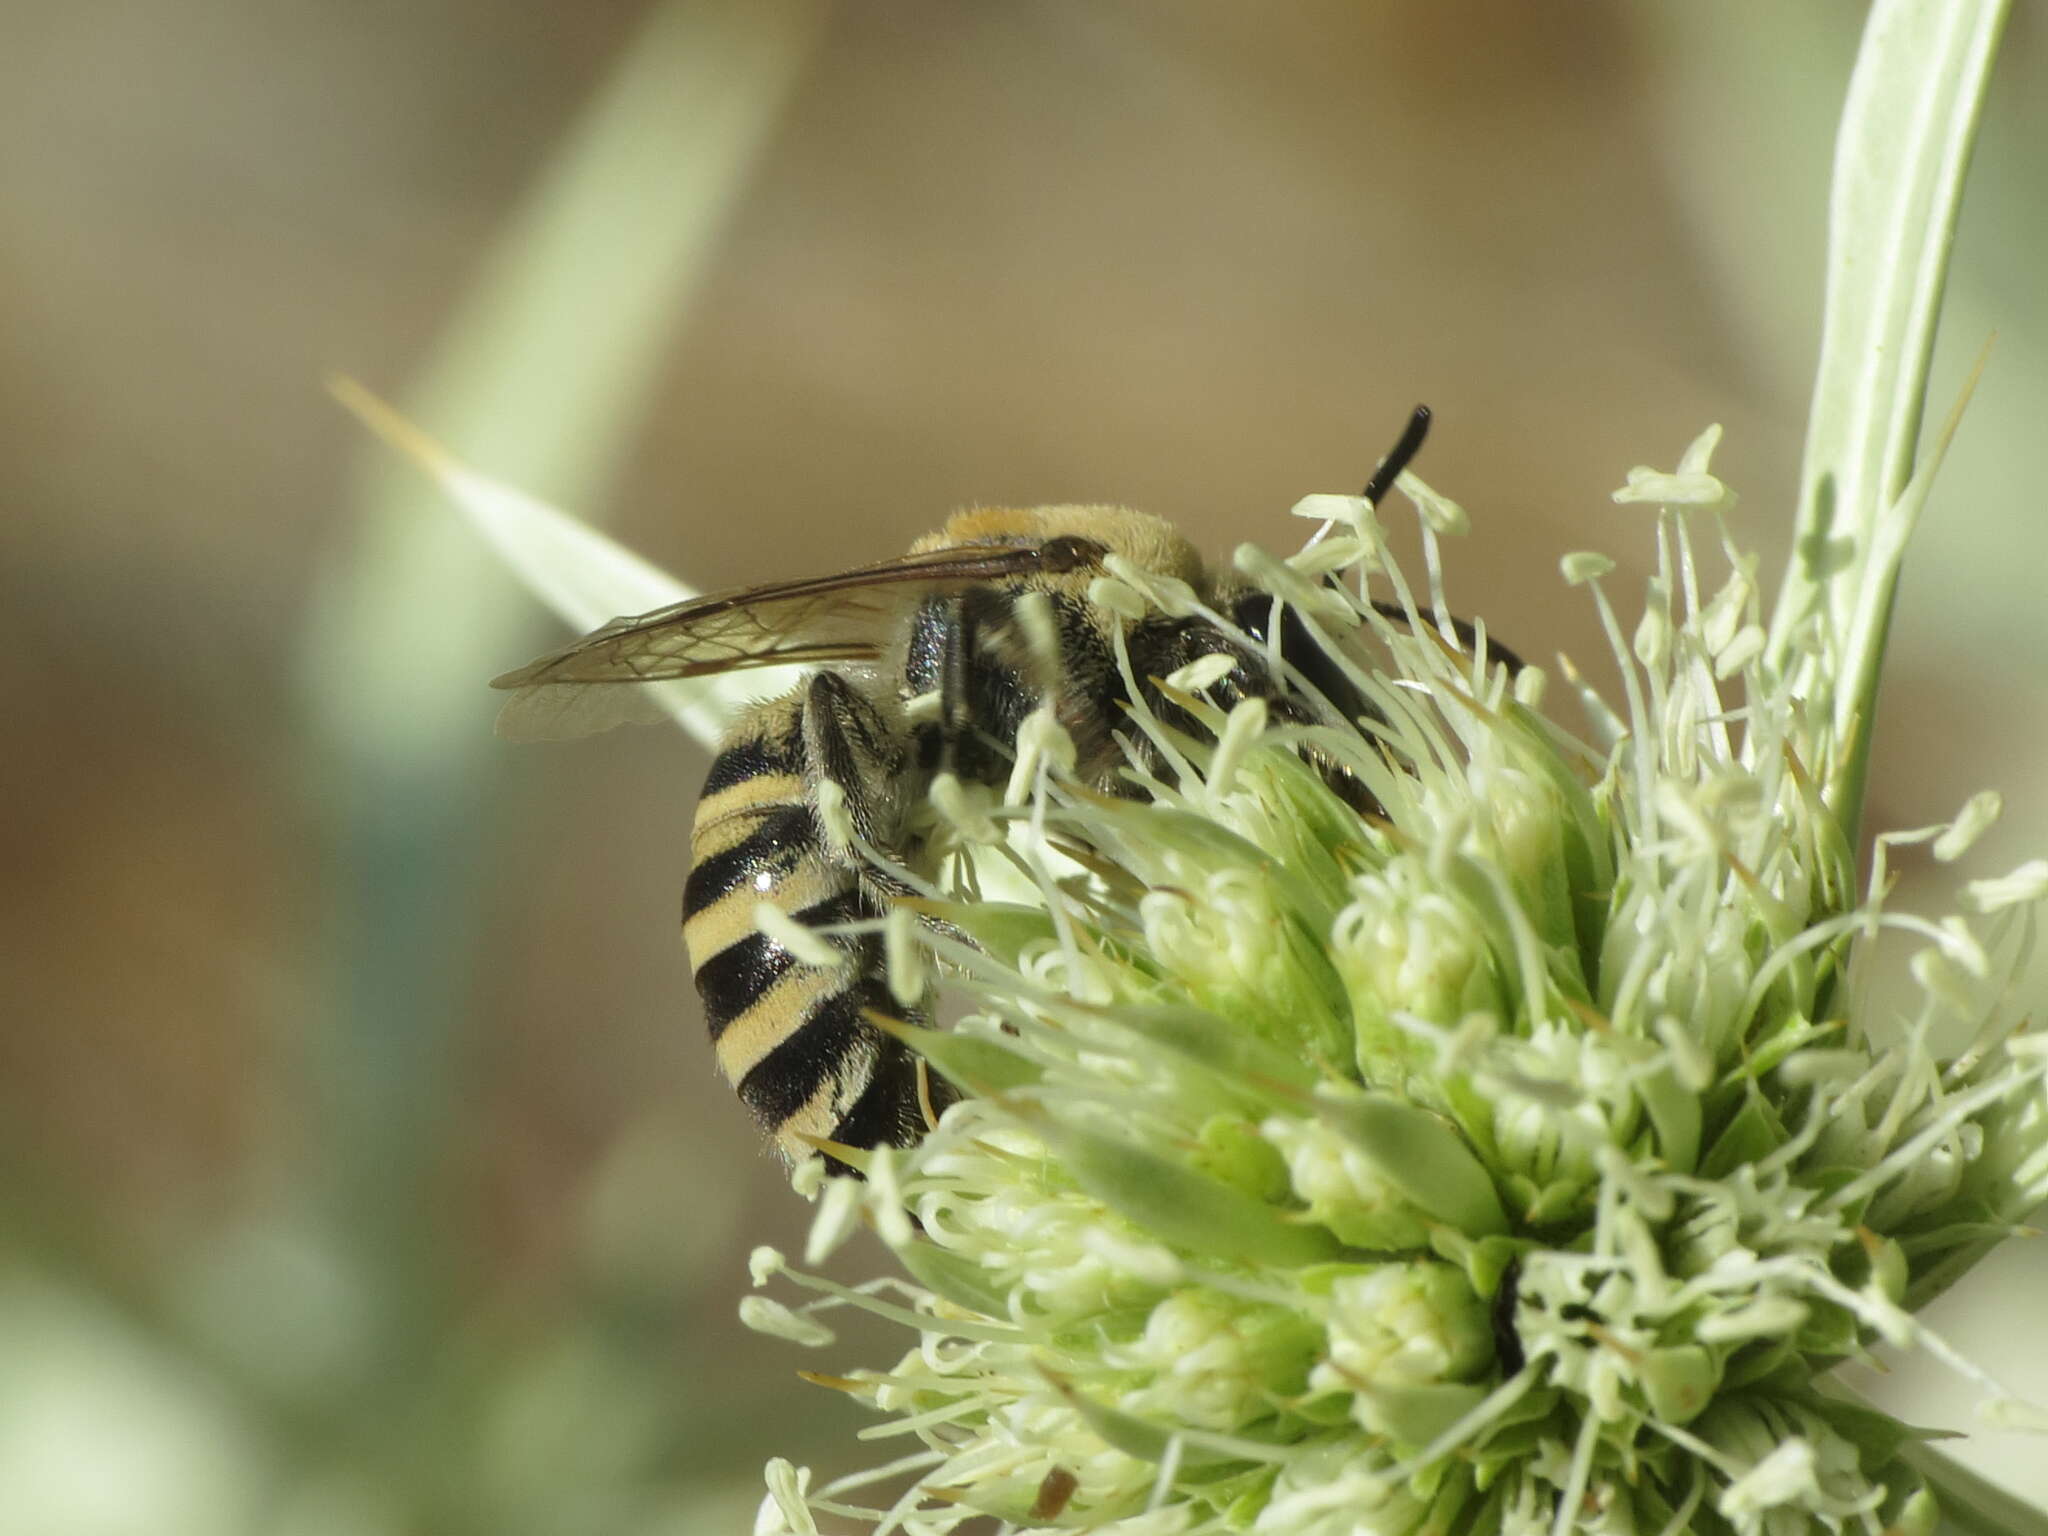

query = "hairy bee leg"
[799,667,965,958]
[795,673,960,1150]
[906,587,1045,787]
[798,671,934,904]
[937,593,974,763]
[801,671,907,853]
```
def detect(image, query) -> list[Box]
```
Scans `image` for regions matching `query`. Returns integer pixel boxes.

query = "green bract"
[745,434,2048,1536]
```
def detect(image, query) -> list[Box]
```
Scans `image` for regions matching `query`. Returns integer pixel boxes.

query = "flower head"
[744,427,2048,1535]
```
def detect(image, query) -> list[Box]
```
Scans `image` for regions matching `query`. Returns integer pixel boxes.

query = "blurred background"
[2,2,2044,1531]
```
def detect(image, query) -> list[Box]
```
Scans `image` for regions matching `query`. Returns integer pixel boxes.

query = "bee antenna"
[1361,404,1431,509]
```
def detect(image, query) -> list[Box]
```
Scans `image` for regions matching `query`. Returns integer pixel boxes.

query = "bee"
[492,409,1459,1167]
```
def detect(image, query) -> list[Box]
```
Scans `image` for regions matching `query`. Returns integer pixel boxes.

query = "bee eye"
[1232,592,1279,642]
[1038,535,1106,571]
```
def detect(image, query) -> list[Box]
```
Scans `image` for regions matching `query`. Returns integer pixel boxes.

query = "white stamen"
[1967,859,2048,912]
[1164,652,1236,694]
[883,905,925,1008]
[1561,551,1615,584]
[1935,790,2003,861]
[754,902,846,969]
[740,1296,837,1347]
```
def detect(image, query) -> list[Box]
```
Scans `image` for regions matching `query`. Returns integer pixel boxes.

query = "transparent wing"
[490,539,1082,740]
[491,674,704,742]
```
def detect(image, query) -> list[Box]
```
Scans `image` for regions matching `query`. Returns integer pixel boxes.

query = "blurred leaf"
[329,379,803,748]
[0,1271,267,1536]
[284,0,829,1519]
[1760,0,2009,838]
[308,0,829,774]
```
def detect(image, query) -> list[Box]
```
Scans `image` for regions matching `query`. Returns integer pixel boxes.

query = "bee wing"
[490,539,1075,740]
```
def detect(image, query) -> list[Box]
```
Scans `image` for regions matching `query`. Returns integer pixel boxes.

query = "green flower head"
[743,426,2048,1536]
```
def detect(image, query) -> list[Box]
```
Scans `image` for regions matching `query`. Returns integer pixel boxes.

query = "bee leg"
[802,664,967,939]
[801,670,911,862]
[905,587,1038,789]
[798,670,946,900]
[796,673,961,1146]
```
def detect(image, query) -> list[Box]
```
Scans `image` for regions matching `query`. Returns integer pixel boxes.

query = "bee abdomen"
[734,972,923,1145]
[683,799,858,1059]
[684,709,934,1161]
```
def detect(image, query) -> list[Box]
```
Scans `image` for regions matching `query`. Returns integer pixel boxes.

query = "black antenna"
[1361,404,1431,508]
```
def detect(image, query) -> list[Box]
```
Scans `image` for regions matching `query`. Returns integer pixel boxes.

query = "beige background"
[2,3,2043,1530]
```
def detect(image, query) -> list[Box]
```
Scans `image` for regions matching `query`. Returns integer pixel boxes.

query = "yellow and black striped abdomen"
[682,695,930,1162]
